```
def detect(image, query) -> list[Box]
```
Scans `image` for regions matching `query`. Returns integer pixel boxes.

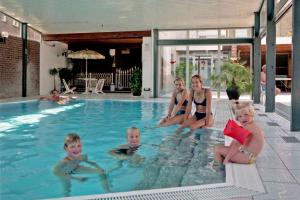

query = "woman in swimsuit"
[159,77,189,127]
[178,75,213,131]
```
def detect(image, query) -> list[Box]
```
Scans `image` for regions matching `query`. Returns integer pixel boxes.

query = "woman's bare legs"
[159,115,185,127]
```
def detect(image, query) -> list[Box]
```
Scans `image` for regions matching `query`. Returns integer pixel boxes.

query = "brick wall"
[0,36,40,98]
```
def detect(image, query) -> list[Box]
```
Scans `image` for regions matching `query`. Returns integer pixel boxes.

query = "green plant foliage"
[58,68,72,83]
[175,62,194,84]
[210,61,252,94]
[130,68,142,96]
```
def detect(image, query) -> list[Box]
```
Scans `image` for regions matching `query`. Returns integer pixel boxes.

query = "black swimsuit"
[115,144,140,155]
[174,92,188,115]
[193,89,208,120]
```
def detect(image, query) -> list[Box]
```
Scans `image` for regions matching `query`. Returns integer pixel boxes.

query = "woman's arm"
[205,89,212,125]
[184,90,193,120]
[166,92,176,118]
[171,89,188,117]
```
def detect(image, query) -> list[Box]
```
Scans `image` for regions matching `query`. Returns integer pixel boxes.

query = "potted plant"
[49,68,58,90]
[130,68,142,96]
[210,60,252,100]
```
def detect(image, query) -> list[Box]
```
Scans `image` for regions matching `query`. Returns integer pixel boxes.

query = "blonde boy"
[110,127,141,156]
[214,106,264,164]
[54,133,110,196]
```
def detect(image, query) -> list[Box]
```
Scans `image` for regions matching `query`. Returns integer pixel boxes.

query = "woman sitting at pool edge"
[177,75,213,131]
[158,77,189,127]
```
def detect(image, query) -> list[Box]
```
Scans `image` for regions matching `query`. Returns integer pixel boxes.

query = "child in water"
[109,127,144,168]
[110,127,141,157]
[40,89,69,104]
[54,133,110,196]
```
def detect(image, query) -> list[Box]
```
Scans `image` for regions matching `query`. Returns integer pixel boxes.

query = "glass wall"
[157,29,253,97]
[159,28,252,40]
[275,7,292,95]
[157,45,250,97]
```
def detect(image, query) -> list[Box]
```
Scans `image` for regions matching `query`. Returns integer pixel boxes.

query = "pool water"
[0,99,225,200]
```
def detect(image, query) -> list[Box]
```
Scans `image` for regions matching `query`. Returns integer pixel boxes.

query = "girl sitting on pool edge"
[214,106,264,166]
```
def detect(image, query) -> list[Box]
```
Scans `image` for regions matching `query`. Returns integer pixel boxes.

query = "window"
[1,15,6,22]
[12,20,19,27]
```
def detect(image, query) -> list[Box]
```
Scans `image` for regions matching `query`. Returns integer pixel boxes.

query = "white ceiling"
[0,0,263,34]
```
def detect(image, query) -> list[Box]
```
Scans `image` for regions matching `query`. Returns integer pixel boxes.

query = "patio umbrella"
[68,49,105,94]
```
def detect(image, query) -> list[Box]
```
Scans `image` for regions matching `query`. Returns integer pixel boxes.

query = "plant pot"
[226,88,240,100]
[132,91,141,96]
[110,84,115,92]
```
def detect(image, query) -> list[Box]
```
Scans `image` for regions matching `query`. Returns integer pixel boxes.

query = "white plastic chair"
[62,79,76,94]
[92,79,105,95]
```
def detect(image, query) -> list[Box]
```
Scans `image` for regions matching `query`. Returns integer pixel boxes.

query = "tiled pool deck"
[1,92,300,199]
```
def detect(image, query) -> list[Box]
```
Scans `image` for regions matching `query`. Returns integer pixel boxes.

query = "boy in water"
[214,106,264,165]
[54,133,109,196]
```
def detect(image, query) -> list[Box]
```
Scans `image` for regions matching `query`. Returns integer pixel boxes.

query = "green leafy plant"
[210,60,252,99]
[130,68,142,96]
[49,68,58,90]
[175,62,194,84]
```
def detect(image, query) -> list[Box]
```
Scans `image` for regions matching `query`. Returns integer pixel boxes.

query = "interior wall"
[40,41,68,95]
[0,36,40,98]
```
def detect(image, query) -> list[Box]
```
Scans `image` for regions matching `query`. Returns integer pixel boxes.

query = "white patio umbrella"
[68,49,105,94]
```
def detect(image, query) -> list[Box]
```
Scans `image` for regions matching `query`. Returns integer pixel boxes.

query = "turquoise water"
[0,99,225,200]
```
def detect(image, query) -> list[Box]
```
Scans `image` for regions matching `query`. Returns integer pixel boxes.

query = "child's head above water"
[51,89,59,96]
[127,127,140,146]
[236,106,255,126]
[64,133,82,158]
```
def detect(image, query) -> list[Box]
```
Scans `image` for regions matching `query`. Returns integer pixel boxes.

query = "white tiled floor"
[253,103,300,199]
[290,170,300,184]
[257,168,297,183]
[253,182,300,200]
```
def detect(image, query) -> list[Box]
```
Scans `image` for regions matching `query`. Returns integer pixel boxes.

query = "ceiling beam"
[42,30,151,42]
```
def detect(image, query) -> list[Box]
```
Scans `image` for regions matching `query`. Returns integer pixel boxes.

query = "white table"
[77,77,98,94]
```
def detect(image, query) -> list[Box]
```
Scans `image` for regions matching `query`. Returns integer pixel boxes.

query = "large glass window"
[159,28,252,40]
[157,45,245,97]
[260,0,267,34]
[275,7,292,94]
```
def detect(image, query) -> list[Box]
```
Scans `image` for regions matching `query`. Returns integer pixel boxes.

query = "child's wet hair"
[51,89,59,94]
[127,127,140,135]
[64,133,81,149]
[235,105,255,120]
